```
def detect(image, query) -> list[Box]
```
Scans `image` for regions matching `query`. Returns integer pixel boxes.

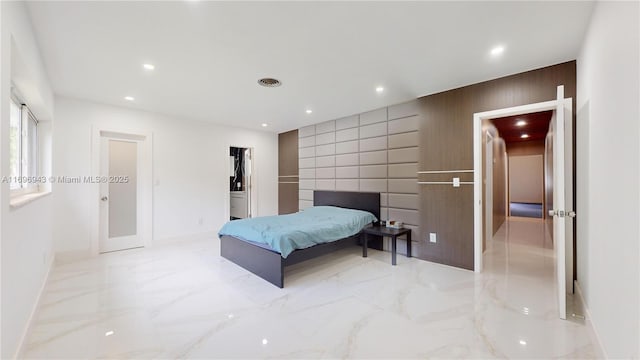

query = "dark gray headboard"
[313,191,380,221]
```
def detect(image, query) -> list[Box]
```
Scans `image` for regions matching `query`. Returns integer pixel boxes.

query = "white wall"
[0,1,55,358]
[576,1,639,358]
[53,97,278,257]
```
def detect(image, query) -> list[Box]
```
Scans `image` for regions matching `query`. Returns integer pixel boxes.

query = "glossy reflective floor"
[23,218,602,359]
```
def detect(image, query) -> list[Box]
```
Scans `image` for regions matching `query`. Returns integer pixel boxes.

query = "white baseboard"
[55,232,216,265]
[54,248,92,265]
[574,280,608,359]
[154,231,216,245]
[14,254,56,359]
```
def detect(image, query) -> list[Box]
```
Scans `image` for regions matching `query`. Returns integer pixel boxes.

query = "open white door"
[548,86,575,320]
[99,135,144,253]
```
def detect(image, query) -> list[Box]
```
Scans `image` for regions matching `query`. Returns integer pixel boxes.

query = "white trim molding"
[90,126,153,255]
[472,98,561,273]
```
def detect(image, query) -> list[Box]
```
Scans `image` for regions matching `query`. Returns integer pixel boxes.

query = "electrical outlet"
[198,217,204,225]
[429,233,437,243]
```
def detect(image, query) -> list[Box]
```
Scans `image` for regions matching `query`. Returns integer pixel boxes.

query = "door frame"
[472,87,572,273]
[226,144,256,221]
[91,126,153,256]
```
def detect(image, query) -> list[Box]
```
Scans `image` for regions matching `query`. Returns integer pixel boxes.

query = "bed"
[219,190,381,288]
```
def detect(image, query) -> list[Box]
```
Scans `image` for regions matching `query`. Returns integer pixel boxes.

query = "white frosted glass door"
[109,140,137,237]
[100,137,143,253]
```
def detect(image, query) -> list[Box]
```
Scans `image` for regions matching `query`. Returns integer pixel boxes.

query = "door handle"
[548,210,576,218]
[549,210,564,217]
[101,196,108,202]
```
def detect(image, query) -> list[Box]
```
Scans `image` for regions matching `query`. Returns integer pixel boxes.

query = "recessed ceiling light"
[261,123,268,127]
[105,331,114,337]
[519,340,527,346]
[521,134,530,139]
[262,338,268,345]
[376,86,384,93]
[143,63,155,70]
[490,46,505,56]
[258,78,282,87]
[124,96,135,101]
[306,109,312,114]
[516,120,527,126]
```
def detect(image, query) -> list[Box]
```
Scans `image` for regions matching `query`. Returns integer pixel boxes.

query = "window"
[9,97,39,194]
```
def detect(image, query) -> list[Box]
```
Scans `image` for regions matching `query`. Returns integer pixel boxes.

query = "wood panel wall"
[480,121,507,252]
[506,140,545,156]
[492,138,507,235]
[278,130,299,214]
[418,60,576,270]
[545,126,554,241]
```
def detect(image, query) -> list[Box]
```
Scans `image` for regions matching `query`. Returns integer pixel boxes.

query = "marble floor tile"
[22,217,602,359]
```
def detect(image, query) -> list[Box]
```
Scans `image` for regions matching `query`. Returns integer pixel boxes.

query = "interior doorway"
[493,110,551,220]
[229,146,253,220]
[94,129,153,254]
[483,111,552,253]
[473,86,574,319]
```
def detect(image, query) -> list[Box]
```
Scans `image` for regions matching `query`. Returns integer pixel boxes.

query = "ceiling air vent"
[258,78,282,87]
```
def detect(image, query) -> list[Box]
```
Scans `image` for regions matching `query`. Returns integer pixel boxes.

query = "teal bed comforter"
[218,206,377,258]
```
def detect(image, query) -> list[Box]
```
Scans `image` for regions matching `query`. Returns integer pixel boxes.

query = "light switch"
[453,177,460,187]
[429,233,437,243]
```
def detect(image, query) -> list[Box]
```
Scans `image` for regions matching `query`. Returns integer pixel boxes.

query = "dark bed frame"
[220,190,381,288]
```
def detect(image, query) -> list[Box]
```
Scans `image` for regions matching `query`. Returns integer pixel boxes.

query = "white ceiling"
[26,1,594,133]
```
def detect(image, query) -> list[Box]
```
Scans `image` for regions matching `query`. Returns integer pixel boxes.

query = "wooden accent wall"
[480,122,507,252]
[506,140,545,156]
[278,130,299,214]
[418,61,576,270]
[492,138,507,235]
[545,128,554,240]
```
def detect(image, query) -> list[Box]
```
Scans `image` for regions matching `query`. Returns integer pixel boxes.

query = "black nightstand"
[361,224,412,265]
